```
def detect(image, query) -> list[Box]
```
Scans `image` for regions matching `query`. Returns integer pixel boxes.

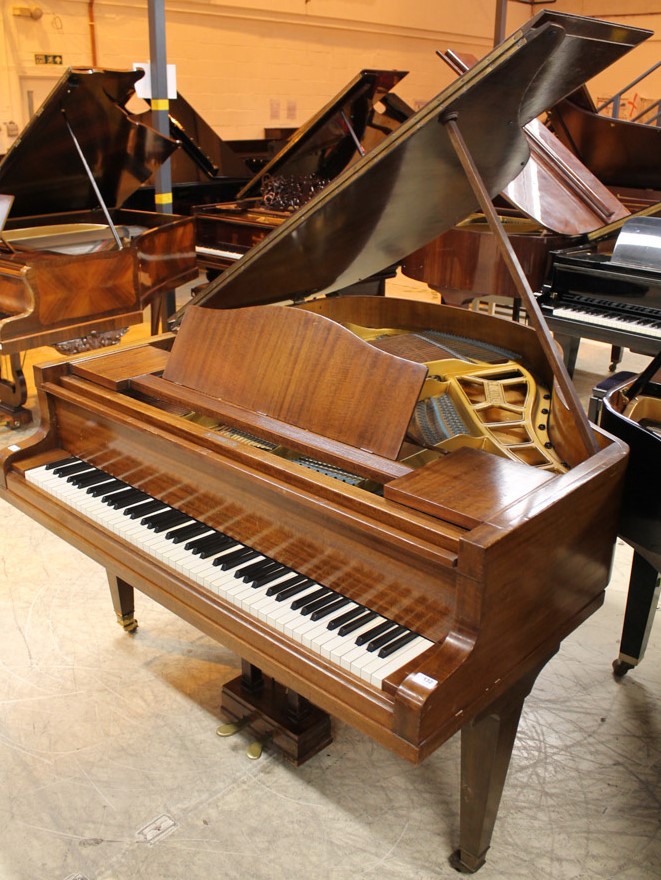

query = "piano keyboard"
[196,245,242,262]
[550,305,661,339]
[25,458,433,688]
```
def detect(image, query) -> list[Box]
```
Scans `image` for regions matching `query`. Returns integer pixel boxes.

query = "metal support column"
[148,0,176,326]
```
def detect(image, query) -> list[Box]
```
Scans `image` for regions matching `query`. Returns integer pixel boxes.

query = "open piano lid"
[0,67,179,217]
[181,11,650,315]
[142,91,253,182]
[235,69,408,201]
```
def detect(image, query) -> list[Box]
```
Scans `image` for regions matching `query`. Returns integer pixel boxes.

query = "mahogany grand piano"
[0,12,643,872]
[400,50,631,308]
[0,68,197,426]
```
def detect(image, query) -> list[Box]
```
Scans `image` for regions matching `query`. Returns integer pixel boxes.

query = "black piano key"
[251,566,293,588]
[378,630,420,659]
[45,456,78,471]
[53,460,92,477]
[143,510,189,532]
[242,562,287,584]
[104,488,149,508]
[236,557,278,580]
[124,499,166,519]
[310,596,351,622]
[355,619,397,646]
[337,610,378,637]
[187,534,236,556]
[266,574,308,597]
[366,624,407,653]
[291,587,330,611]
[214,547,260,570]
[273,578,316,601]
[166,521,210,543]
[68,469,108,487]
[87,479,127,497]
[327,604,366,631]
[299,591,340,616]
[185,531,224,551]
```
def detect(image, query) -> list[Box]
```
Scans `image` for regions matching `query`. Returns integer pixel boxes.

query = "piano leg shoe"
[108,574,138,632]
[220,673,332,766]
[449,848,487,874]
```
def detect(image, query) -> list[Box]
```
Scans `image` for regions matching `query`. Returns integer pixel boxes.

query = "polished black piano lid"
[0,67,179,217]
[236,69,409,200]
[143,91,253,182]
[183,11,650,314]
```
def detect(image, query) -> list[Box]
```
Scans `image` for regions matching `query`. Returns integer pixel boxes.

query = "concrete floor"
[0,277,659,880]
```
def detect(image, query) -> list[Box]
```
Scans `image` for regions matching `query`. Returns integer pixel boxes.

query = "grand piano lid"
[500,117,630,235]
[0,67,180,217]
[140,92,253,182]
[438,50,630,236]
[181,12,650,315]
[236,69,409,201]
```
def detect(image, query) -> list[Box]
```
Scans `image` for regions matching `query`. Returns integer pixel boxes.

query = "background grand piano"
[594,352,661,676]
[0,67,198,428]
[539,213,661,376]
[192,68,409,294]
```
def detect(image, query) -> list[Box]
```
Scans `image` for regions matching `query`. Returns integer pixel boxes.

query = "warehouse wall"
[0,1,659,156]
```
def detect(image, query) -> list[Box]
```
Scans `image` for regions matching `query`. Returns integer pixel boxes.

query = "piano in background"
[193,68,409,293]
[596,352,661,676]
[547,85,661,208]
[0,68,197,428]
[124,91,256,215]
[400,49,630,309]
[539,213,661,375]
[0,12,645,873]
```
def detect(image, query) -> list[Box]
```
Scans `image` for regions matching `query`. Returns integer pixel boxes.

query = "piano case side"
[388,429,628,756]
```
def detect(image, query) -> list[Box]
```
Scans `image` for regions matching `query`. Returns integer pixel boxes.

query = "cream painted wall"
[0,1,659,148]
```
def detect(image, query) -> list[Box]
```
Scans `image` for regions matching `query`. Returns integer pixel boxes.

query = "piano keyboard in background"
[543,295,661,340]
[196,245,243,263]
[26,458,433,687]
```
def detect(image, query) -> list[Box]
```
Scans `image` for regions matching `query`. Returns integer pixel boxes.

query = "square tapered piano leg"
[220,662,332,766]
[107,573,138,632]
[450,654,555,873]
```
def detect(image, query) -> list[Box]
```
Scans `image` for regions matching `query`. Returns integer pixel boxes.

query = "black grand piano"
[539,213,661,375]
[596,352,661,676]
[125,91,256,214]
[193,68,409,290]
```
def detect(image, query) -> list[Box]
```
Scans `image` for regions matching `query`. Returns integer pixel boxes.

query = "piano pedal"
[220,672,332,766]
[216,714,254,738]
[246,732,273,760]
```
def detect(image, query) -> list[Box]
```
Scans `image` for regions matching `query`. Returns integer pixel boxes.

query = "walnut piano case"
[0,11,643,874]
